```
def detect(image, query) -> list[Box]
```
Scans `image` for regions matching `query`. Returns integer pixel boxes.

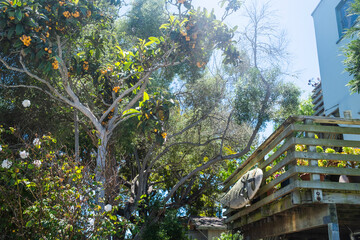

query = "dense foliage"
[0,127,124,239]
[344,0,360,93]
[0,0,302,239]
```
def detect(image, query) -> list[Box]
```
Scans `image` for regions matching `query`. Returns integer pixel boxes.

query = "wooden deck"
[222,116,360,240]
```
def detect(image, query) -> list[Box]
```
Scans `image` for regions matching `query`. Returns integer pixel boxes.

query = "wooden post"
[304,119,323,203]
[287,132,301,204]
[328,204,340,240]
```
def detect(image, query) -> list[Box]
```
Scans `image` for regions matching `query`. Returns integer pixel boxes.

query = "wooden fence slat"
[296,166,360,176]
[293,124,360,135]
[257,166,297,196]
[222,125,295,191]
[293,151,360,162]
[262,152,296,179]
[292,116,360,125]
[298,181,360,191]
[258,138,296,171]
[295,138,360,148]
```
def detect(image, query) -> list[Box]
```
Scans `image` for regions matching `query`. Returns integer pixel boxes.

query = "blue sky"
[270,0,321,98]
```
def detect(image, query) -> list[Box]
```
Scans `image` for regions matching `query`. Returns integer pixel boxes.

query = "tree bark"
[74,109,80,162]
[96,130,109,202]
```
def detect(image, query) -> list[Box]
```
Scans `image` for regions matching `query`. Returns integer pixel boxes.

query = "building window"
[336,0,357,38]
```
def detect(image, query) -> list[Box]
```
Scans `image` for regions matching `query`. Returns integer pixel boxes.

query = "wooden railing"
[223,116,360,225]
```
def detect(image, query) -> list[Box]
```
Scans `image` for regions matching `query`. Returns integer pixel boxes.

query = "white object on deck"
[221,168,263,209]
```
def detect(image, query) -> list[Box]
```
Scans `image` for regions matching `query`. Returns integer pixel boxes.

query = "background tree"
[343,0,360,93]
[233,0,300,127]
[0,0,244,238]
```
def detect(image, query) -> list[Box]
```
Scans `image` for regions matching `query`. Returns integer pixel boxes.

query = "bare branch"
[146,137,222,175]
[0,83,65,103]
[0,57,25,73]
[168,114,209,139]
[220,111,233,155]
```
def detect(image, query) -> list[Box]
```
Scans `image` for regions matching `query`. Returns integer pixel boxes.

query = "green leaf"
[143,92,149,102]
[15,9,22,21]
[25,220,33,228]
[122,109,141,117]
[160,23,170,29]
[7,28,15,40]
[13,39,23,48]
[0,20,6,30]
[145,40,155,46]
[15,24,24,35]
[36,50,45,59]
[45,62,51,73]
[123,62,132,71]
[149,37,160,44]
[28,18,37,27]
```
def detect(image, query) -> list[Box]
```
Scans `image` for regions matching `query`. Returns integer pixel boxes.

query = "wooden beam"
[322,192,360,205]
[233,194,296,229]
[241,204,331,239]
[293,124,360,135]
[293,151,360,162]
[295,137,360,148]
[292,115,360,125]
[297,165,360,176]
[298,181,360,192]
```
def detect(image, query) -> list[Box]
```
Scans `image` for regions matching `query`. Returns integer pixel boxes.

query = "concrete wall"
[312,0,360,124]
[187,230,208,240]
[208,229,225,240]
[187,229,225,240]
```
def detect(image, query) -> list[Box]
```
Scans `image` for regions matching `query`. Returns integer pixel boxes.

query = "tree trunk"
[96,131,109,202]
[74,109,80,162]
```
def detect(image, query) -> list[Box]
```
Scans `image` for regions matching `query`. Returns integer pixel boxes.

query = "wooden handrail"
[223,116,360,190]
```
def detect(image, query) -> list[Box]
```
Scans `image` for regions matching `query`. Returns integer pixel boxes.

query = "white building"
[312,0,360,121]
